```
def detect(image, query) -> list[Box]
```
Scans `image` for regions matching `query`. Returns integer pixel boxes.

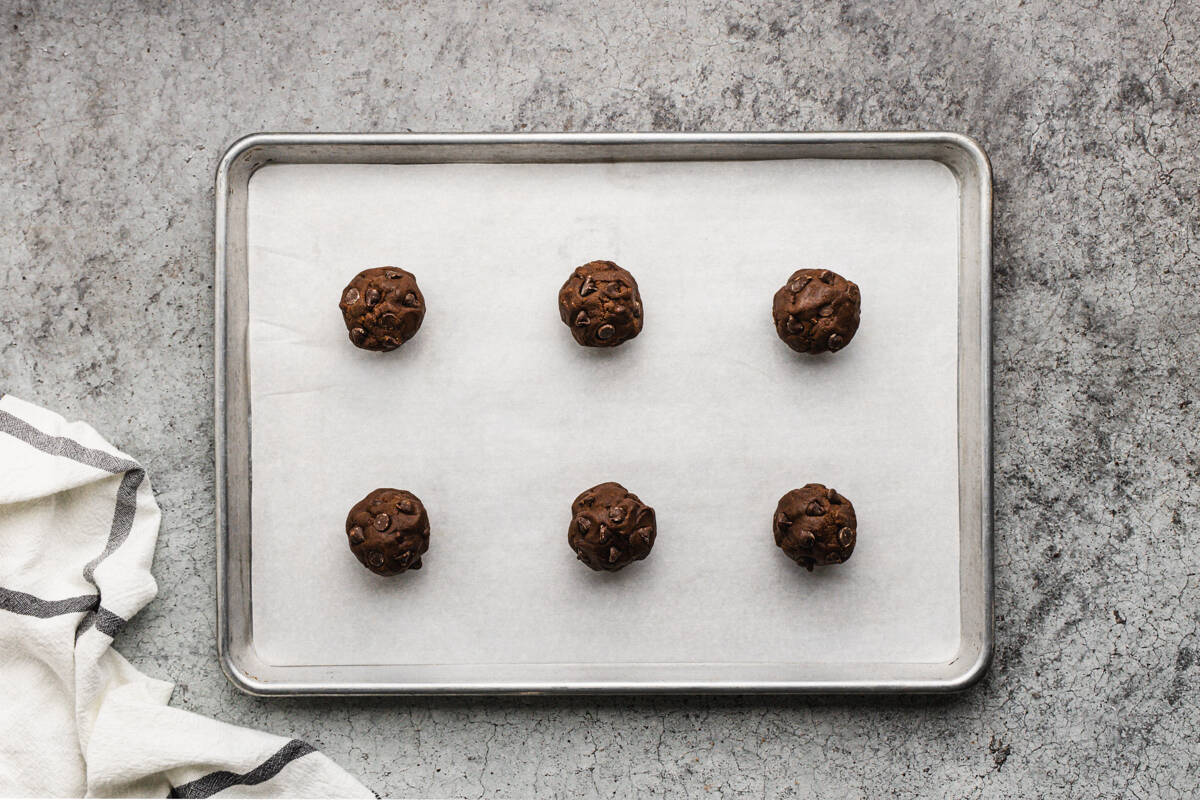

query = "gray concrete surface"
[3,0,1198,796]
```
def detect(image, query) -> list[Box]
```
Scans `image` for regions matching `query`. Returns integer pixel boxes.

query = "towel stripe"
[0,586,98,618]
[93,606,127,636]
[76,606,129,639]
[0,585,130,639]
[0,408,137,474]
[167,740,318,798]
[83,468,145,583]
[0,406,145,629]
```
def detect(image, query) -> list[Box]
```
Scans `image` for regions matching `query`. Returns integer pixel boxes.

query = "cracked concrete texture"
[2,0,1198,796]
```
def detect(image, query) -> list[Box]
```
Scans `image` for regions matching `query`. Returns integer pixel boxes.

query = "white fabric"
[0,394,372,798]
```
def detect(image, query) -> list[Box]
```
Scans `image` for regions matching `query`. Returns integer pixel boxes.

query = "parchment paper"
[246,158,961,668]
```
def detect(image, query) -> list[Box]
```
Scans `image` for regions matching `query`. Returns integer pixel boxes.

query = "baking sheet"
[246,158,961,669]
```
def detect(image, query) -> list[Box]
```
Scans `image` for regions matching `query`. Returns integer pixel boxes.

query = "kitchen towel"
[0,393,372,798]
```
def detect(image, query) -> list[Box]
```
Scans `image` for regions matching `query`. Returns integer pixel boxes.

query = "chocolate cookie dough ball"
[558,260,644,347]
[772,268,860,354]
[345,488,430,576]
[339,267,425,351]
[773,484,857,570]
[568,482,656,571]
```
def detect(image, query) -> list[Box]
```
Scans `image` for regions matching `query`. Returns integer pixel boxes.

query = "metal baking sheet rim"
[214,131,993,696]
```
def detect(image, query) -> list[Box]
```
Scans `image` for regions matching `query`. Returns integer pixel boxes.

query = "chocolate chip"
[409,559,422,569]
[350,327,367,344]
[382,336,399,348]
[819,270,835,284]
[379,313,399,328]
[819,305,833,317]
[608,546,621,563]
[636,527,653,544]
[797,531,816,547]
[789,276,809,293]
[373,513,391,531]
[365,287,381,307]
[348,526,365,545]
[367,551,384,567]
[613,305,626,316]
[576,515,592,534]
[839,527,855,546]
[774,511,791,528]
[608,505,626,524]
[806,501,824,516]
[343,287,360,304]
[386,271,403,280]
[828,334,845,350]
[580,276,596,296]
[596,324,615,340]
[786,314,805,333]
[574,310,590,327]
[399,499,416,514]
[632,302,642,318]
[827,488,840,503]
[402,292,419,308]
[605,282,624,297]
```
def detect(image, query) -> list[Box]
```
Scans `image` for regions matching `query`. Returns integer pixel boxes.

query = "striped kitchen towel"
[0,393,373,798]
